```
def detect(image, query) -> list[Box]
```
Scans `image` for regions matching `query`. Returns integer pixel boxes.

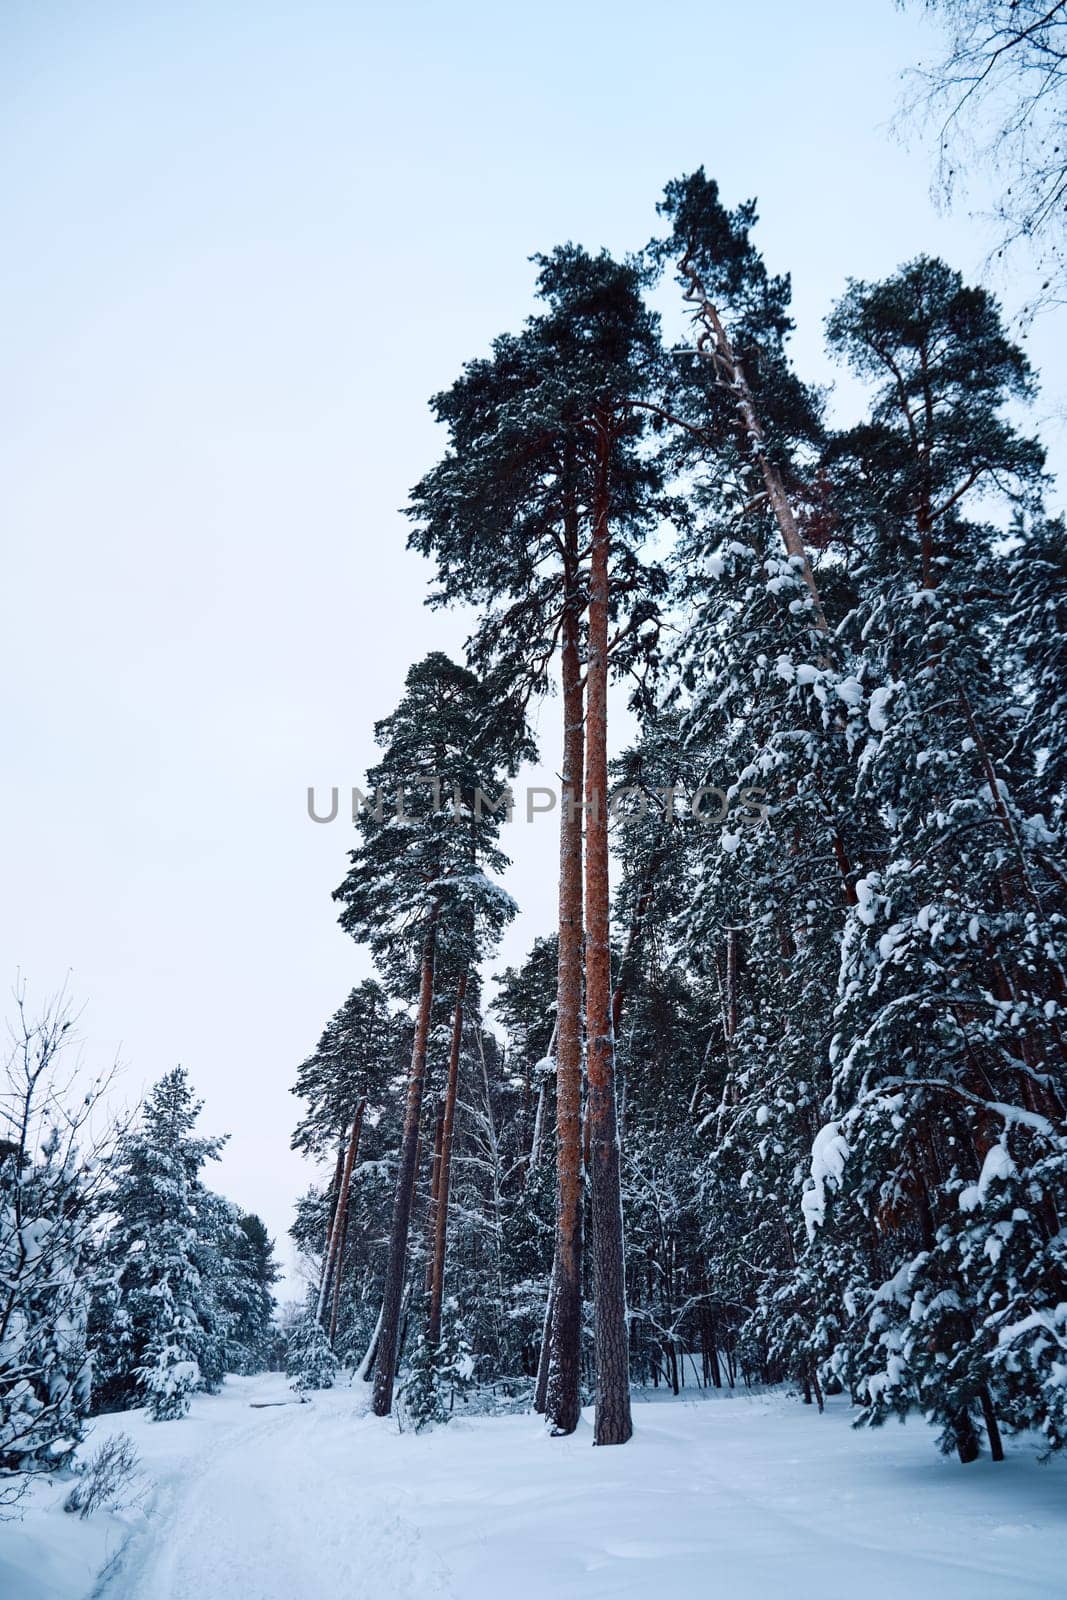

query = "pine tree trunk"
[955,1410,982,1464]
[724,927,738,1044]
[396,1280,414,1376]
[545,540,586,1437]
[533,1267,555,1414]
[707,1312,722,1389]
[428,971,468,1348]
[979,1386,1005,1462]
[323,1139,346,1257]
[317,1106,364,1327]
[678,254,826,630]
[528,1081,547,1175]
[372,907,439,1417]
[316,1138,347,1318]
[326,1098,366,1342]
[357,1303,383,1382]
[609,853,663,1037]
[584,421,632,1447]
[424,1098,446,1292]
[523,1015,557,1185]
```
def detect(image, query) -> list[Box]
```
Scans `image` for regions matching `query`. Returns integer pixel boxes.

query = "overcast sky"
[3,0,1064,1294]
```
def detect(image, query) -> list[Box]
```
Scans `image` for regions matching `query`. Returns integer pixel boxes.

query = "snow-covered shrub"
[397,1334,447,1431]
[397,1302,475,1432]
[63,1432,139,1518]
[286,1313,338,1393]
[141,1345,202,1422]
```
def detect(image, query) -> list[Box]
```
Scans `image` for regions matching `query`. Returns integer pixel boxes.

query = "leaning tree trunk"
[427,970,468,1348]
[372,905,440,1416]
[528,1017,559,1404]
[323,1139,346,1255]
[527,1081,547,1178]
[609,829,670,1040]
[424,1098,446,1292]
[362,1115,425,1381]
[521,1013,558,1186]
[545,536,587,1437]
[533,1272,556,1414]
[679,250,826,631]
[316,1137,347,1314]
[356,1302,383,1382]
[584,418,633,1447]
[317,1103,364,1327]
[327,1097,366,1343]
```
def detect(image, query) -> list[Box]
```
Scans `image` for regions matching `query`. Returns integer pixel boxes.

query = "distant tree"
[290,981,400,1332]
[91,1068,227,1420]
[291,982,398,1162]
[0,989,115,1509]
[219,1212,280,1373]
[334,654,520,1417]
[286,1306,339,1392]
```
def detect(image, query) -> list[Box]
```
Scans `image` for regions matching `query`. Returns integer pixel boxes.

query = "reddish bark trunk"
[327,1097,366,1343]
[372,906,439,1417]
[428,970,468,1348]
[317,1111,362,1327]
[584,419,632,1447]
[316,1138,346,1316]
[545,545,586,1437]
[425,1098,446,1292]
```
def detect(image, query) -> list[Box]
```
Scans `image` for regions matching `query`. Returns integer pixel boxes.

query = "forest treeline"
[286,169,1067,1461]
[1,998,279,1507]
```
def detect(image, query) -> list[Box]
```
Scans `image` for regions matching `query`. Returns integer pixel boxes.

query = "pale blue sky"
[3,0,1063,1290]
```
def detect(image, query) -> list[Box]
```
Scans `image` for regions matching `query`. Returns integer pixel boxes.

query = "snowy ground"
[2,1375,1065,1600]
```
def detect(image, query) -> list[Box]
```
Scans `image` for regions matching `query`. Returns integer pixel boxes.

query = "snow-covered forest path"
[104,1380,444,1600]
[7,1373,1067,1600]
